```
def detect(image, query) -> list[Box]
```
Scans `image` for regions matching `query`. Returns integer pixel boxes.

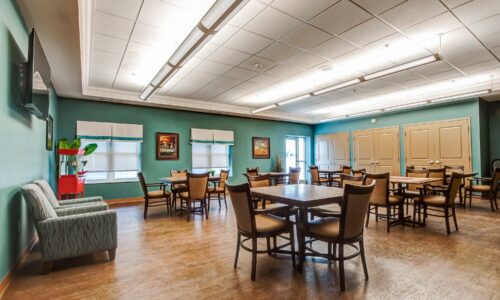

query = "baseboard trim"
[106,197,143,207]
[0,235,38,299]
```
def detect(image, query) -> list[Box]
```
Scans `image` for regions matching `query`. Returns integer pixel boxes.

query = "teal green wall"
[57,98,312,200]
[0,0,58,282]
[479,99,490,175]
[489,101,500,163]
[314,99,484,175]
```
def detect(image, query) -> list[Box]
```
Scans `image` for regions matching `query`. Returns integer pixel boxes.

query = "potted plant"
[58,138,98,175]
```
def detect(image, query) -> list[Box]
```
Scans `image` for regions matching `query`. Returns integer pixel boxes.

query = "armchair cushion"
[255,214,286,233]
[421,195,446,206]
[54,202,109,216]
[37,210,117,261]
[33,180,60,207]
[148,189,169,198]
[21,184,57,222]
[308,217,340,238]
[59,196,104,206]
[466,184,490,192]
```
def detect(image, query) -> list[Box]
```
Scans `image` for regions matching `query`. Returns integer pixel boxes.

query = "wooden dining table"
[160,175,220,185]
[243,172,290,185]
[251,184,344,271]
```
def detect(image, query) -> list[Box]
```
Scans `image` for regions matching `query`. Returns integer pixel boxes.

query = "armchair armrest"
[59,196,103,206]
[146,183,164,188]
[469,177,492,183]
[255,204,291,216]
[37,210,117,261]
[54,202,109,216]
[417,186,448,194]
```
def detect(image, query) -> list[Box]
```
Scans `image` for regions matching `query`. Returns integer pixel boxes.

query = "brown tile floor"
[3,198,500,299]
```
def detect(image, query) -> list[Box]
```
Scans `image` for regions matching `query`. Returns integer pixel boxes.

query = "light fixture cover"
[363,54,440,81]
[251,104,277,114]
[139,84,156,100]
[277,94,311,106]
[313,79,361,96]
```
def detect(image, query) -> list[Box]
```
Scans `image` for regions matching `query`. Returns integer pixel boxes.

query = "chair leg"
[469,188,472,208]
[338,243,345,291]
[234,233,241,268]
[290,228,296,267]
[187,200,191,222]
[218,193,221,208]
[459,188,463,207]
[375,205,379,223]
[251,237,257,281]
[108,248,116,261]
[204,199,209,219]
[489,192,495,212]
[452,206,458,231]
[224,192,228,209]
[386,206,391,233]
[445,207,451,235]
[365,204,370,227]
[143,198,148,219]
[266,237,272,256]
[359,239,369,281]
[41,261,53,275]
[494,191,499,211]
[412,202,417,228]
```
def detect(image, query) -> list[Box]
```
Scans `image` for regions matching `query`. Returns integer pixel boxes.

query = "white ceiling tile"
[448,49,496,68]
[257,42,303,63]
[89,71,114,88]
[265,64,302,78]
[404,12,463,43]
[452,0,500,24]
[224,30,273,54]
[271,0,340,21]
[310,0,372,35]
[229,0,267,28]
[340,18,395,46]
[95,0,142,21]
[380,70,425,83]
[282,24,332,50]
[468,13,500,42]
[425,69,464,81]
[167,79,206,97]
[248,73,281,85]
[120,56,157,74]
[183,70,218,85]
[352,0,406,15]
[210,24,239,45]
[114,67,146,92]
[459,59,500,74]
[282,52,326,70]
[193,43,219,59]
[440,28,484,59]
[440,0,471,9]
[310,37,357,59]
[412,60,455,77]
[492,46,500,58]
[125,42,169,62]
[196,60,233,75]
[380,0,447,29]
[225,67,259,80]
[93,33,127,55]
[240,56,279,72]
[93,11,134,40]
[130,23,180,50]
[92,49,122,70]
[258,0,275,5]
[245,7,303,40]
[337,48,395,74]
[208,47,251,66]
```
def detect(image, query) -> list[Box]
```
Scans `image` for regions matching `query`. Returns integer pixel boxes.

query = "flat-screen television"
[23,29,51,120]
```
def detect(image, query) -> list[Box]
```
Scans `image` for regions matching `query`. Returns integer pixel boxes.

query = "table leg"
[296,207,308,272]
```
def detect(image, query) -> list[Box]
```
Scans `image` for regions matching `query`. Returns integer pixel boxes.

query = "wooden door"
[315,135,330,170]
[374,126,400,175]
[329,132,350,170]
[404,123,434,169]
[353,129,374,173]
[433,119,471,173]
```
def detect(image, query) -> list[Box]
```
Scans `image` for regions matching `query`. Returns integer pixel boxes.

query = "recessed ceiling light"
[131,72,136,77]
[254,63,263,69]
[319,65,332,72]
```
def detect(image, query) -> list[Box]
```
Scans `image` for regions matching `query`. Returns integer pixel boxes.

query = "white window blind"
[192,143,231,173]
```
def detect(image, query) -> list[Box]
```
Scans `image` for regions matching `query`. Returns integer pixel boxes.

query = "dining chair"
[309,166,329,185]
[414,172,464,234]
[138,172,171,219]
[248,174,272,208]
[170,169,188,211]
[403,168,429,214]
[465,167,500,211]
[352,168,366,176]
[227,183,295,281]
[443,165,465,206]
[332,166,352,187]
[246,167,259,176]
[288,167,301,184]
[428,168,446,186]
[306,182,375,291]
[491,159,500,174]
[179,172,209,222]
[364,172,404,232]
[208,169,229,210]
[309,174,365,219]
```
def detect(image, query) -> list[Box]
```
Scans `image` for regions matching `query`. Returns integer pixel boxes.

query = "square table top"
[243,172,289,177]
[390,176,442,185]
[160,175,220,184]
[251,184,343,208]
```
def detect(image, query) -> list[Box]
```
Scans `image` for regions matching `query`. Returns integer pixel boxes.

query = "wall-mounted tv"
[23,29,51,120]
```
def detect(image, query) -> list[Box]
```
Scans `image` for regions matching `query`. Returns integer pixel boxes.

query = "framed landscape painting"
[46,115,53,150]
[252,137,270,159]
[156,132,179,160]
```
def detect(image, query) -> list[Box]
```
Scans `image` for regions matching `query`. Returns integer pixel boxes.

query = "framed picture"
[46,115,53,150]
[156,132,179,160]
[252,137,270,159]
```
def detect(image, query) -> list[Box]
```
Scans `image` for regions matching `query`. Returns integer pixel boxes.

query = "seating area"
[1,0,500,298]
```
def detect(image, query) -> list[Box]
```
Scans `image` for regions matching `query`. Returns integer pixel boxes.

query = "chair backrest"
[491,160,500,175]
[33,180,60,208]
[340,182,376,240]
[446,172,464,205]
[227,183,255,234]
[428,168,446,185]
[246,168,259,176]
[309,166,320,183]
[406,168,429,191]
[21,184,57,223]
[289,167,301,184]
[137,172,148,197]
[444,165,464,184]
[248,174,271,187]
[363,172,390,206]
[342,166,352,175]
[187,172,209,200]
[218,169,229,189]
[340,174,364,188]
[491,167,500,192]
[352,169,366,176]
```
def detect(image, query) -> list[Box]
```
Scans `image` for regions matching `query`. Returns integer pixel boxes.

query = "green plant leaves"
[83,143,98,156]
[58,138,71,149]
[70,138,81,149]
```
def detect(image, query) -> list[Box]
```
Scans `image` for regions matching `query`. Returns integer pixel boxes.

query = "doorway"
[286,136,306,181]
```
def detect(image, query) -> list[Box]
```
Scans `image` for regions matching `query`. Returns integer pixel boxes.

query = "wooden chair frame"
[466,167,500,211]
[208,169,229,210]
[179,172,210,222]
[138,172,171,219]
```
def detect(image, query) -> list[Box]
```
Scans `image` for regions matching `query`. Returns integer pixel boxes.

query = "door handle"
[375,161,379,164]
[435,160,441,164]
[428,160,435,164]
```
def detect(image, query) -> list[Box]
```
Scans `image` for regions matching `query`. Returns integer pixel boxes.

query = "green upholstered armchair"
[33,180,109,215]
[21,184,118,274]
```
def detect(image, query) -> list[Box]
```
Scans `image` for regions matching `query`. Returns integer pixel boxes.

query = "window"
[81,139,141,183]
[192,143,232,175]
[286,136,307,181]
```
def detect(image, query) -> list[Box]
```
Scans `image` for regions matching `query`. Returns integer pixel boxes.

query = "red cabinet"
[58,149,86,199]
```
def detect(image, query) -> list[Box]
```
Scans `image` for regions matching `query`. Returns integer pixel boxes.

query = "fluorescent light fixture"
[277,94,311,106]
[348,110,382,118]
[139,84,156,100]
[251,104,278,114]
[384,101,428,112]
[430,89,491,103]
[319,116,347,122]
[363,54,440,81]
[139,0,249,100]
[313,79,361,96]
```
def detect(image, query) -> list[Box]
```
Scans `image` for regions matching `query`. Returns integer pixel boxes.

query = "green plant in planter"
[275,151,283,172]
[209,169,216,176]
[58,138,98,174]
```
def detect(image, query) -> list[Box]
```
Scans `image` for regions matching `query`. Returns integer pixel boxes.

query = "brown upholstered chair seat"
[148,190,170,198]
[420,195,447,206]
[309,204,341,216]
[179,191,189,199]
[208,186,225,193]
[404,190,420,197]
[308,217,340,238]
[255,214,286,233]
[318,178,330,183]
[466,184,490,192]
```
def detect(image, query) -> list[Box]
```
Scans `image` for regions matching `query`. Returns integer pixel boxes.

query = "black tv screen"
[24,29,51,120]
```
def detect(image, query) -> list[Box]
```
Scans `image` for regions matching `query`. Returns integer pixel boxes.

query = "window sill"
[85,178,139,185]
